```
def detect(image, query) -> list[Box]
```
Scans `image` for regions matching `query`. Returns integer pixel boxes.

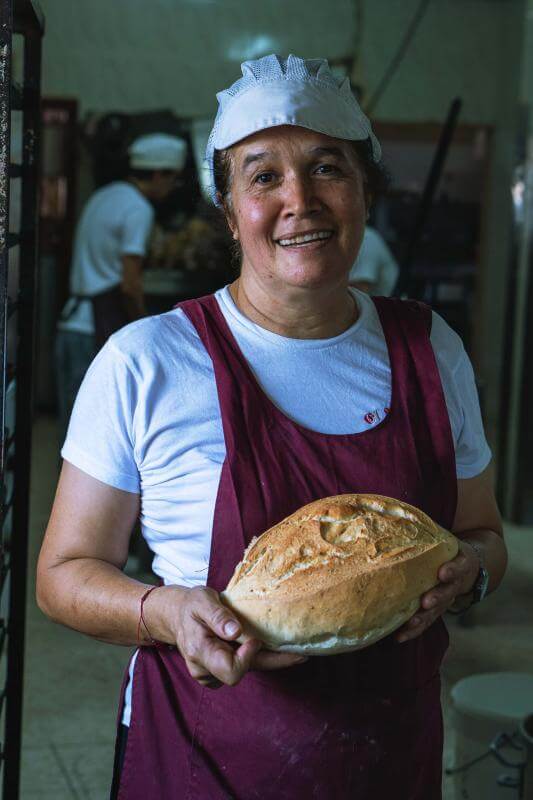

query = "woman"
[37,55,507,799]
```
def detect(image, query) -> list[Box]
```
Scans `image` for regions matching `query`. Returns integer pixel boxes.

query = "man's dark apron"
[91,285,130,351]
[61,286,129,352]
[115,294,457,800]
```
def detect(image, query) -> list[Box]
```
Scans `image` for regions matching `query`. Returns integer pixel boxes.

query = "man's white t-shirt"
[349,227,400,296]
[58,182,154,335]
[62,287,491,724]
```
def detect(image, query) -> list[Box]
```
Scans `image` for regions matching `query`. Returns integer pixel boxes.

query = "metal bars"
[0,1,43,796]
[0,7,12,493]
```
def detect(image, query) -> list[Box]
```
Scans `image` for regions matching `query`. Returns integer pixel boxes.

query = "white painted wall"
[38,0,518,125]
[40,0,353,116]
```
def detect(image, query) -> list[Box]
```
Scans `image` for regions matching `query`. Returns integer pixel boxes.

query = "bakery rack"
[0,0,44,796]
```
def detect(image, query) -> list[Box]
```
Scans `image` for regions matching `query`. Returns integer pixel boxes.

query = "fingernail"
[295,656,308,663]
[224,621,240,636]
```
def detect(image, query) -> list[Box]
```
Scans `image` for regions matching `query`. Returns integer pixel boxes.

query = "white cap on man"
[128,134,187,171]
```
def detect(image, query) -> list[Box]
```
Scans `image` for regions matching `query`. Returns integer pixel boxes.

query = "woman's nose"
[282,174,321,216]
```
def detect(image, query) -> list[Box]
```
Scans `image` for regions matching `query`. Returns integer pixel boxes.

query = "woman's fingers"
[190,586,243,641]
[191,668,223,689]
[396,543,481,643]
[177,588,267,687]
[194,644,307,683]
[231,638,265,677]
[251,649,308,671]
[437,542,480,595]
[420,579,461,612]
[192,635,263,687]
[176,588,308,684]
[396,605,442,643]
[396,581,457,642]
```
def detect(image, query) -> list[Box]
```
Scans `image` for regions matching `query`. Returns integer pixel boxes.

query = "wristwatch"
[448,540,489,615]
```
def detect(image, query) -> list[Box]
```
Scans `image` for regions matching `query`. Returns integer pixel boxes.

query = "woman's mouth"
[276,230,333,248]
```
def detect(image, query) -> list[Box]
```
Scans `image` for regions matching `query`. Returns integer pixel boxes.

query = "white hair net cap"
[128,133,187,171]
[206,54,381,205]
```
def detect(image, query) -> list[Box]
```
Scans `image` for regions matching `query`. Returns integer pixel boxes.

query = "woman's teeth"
[277,231,332,247]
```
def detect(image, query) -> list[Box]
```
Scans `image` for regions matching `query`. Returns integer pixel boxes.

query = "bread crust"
[221,494,458,654]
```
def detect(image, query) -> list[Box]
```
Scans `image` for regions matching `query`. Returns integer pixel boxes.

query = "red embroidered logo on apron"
[364,408,391,425]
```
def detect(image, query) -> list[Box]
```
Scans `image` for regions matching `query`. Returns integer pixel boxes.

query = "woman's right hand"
[152,585,306,689]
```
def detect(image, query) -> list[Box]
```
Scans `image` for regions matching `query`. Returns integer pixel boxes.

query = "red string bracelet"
[137,585,165,649]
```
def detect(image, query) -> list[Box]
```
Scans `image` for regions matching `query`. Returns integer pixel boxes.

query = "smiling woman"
[36,54,506,800]
[213,130,388,279]
[223,127,367,336]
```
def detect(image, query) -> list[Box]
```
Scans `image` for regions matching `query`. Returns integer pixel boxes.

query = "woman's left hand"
[395,541,480,643]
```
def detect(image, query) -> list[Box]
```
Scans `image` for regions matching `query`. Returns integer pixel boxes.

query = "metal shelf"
[10,84,22,111]
[0,1,44,796]
[7,300,18,321]
[0,624,6,664]
[0,491,14,534]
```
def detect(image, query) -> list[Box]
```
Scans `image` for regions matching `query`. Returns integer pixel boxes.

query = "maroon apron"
[116,294,457,800]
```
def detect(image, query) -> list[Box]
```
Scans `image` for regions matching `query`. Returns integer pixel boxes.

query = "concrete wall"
[37,0,525,458]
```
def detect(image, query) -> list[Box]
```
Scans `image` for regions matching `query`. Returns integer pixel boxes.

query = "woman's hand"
[395,541,480,643]
[161,585,306,689]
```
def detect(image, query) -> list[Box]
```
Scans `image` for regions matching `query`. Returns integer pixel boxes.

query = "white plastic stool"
[448,672,533,799]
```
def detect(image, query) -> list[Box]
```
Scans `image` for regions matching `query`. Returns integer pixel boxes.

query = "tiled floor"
[21,416,130,798]
[20,415,533,798]
[441,531,533,799]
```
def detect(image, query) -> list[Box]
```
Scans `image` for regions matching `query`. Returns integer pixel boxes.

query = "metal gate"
[0,0,43,796]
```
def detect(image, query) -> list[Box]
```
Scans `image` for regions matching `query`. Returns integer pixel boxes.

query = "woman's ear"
[222,198,239,241]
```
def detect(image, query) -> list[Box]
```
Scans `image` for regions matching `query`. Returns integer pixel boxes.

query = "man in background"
[348,225,399,296]
[55,132,186,444]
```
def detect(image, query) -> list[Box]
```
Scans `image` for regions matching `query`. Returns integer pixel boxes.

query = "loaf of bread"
[221,494,458,655]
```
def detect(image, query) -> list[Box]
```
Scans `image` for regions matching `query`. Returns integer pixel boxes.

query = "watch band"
[472,565,490,603]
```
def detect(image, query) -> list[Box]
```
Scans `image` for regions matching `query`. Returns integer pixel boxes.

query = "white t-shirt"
[57,182,154,335]
[64,285,491,582]
[349,227,400,296]
[62,287,491,725]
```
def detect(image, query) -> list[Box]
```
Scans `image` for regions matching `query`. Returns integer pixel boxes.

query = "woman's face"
[225,126,367,294]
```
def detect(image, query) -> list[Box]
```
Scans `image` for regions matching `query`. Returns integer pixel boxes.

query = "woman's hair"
[212,136,390,209]
[350,138,390,201]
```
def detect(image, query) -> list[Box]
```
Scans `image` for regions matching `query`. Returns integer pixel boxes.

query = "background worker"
[55,132,187,444]
[348,224,400,295]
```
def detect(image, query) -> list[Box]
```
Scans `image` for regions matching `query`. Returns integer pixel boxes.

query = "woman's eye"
[316,163,338,175]
[255,172,274,184]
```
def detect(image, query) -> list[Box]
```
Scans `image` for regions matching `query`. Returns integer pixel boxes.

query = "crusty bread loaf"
[221,494,458,655]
